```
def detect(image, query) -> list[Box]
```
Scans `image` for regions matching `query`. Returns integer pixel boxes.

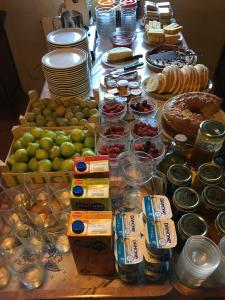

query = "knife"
[107,54,143,64]
[107,61,144,77]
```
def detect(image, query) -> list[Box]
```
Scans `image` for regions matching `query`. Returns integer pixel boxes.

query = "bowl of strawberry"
[97,134,129,161]
[132,136,165,165]
[131,118,162,139]
[99,96,127,121]
[99,120,130,139]
[129,95,157,119]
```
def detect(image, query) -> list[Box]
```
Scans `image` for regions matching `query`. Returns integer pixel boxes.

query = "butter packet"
[145,219,177,249]
[114,211,143,238]
[114,236,143,266]
[142,195,172,220]
[71,178,109,199]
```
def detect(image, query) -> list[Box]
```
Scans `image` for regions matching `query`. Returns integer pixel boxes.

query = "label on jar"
[142,195,172,220]
[114,211,143,238]
[114,236,143,265]
[145,219,177,249]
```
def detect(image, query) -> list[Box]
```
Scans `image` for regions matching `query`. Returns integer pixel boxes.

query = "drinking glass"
[95,5,116,38]
[175,236,221,288]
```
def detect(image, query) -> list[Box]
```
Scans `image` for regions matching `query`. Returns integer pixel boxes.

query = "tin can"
[191,120,225,169]
[172,187,200,220]
[192,163,224,193]
[166,164,192,198]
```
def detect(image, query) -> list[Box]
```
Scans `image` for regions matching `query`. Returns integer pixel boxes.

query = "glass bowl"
[97,134,130,161]
[129,95,157,120]
[131,136,166,165]
[99,119,130,138]
[99,96,127,121]
[110,29,137,47]
[131,117,162,139]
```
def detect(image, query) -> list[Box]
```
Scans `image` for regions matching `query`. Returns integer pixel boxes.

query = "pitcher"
[113,151,167,210]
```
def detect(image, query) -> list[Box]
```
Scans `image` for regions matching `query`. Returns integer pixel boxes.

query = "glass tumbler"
[95,5,116,38]
[175,236,221,288]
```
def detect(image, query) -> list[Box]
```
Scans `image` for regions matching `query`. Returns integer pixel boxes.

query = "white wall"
[0,0,63,95]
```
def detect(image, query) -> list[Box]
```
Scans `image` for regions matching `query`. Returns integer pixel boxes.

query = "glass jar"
[192,163,224,193]
[166,164,192,198]
[208,211,225,244]
[117,80,129,96]
[177,213,208,249]
[191,120,225,170]
[172,187,200,220]
[200,186,225,221]
[120,0,137,33]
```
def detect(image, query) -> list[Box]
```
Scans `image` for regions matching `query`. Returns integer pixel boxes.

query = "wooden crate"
[19,90,100,127]
[0,124,96,187]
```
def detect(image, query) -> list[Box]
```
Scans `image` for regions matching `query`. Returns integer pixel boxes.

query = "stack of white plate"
[42,48,90,98]
[46,28,91,66]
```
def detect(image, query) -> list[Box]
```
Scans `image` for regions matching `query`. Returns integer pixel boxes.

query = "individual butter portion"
[142,195,172,220]
[107,47,133,62]
[114,211,143,238]
[114,236,143,265]
[145,219,177,249]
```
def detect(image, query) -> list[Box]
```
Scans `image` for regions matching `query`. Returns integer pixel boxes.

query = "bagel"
[162,92,222,139]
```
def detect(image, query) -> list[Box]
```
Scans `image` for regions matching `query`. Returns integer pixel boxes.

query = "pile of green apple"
[7,127,95,173]
[24,97,99,127]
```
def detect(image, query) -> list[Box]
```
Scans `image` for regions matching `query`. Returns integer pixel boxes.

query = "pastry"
[162,92,221,138]
[164,23,183,34]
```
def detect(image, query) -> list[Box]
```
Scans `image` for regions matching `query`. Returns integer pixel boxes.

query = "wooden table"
[1,18,224,300]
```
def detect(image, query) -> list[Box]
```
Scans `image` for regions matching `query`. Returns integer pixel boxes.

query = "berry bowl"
[131,136,166,165]
[99,96,127,121]
[129,95,157,120]
[97,134,130,162]
[131,117,162,139]
[99,120,130,139]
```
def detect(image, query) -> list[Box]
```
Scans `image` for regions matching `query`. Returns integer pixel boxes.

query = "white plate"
[143,32,182,46]
[101,51,139,69]
[47,28,86,46]
[42,48,87,69]
[142,77,214,101]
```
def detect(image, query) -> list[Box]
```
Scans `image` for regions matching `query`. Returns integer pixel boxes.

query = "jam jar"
[200,185,225,221]
[166,164,192,198]
[177,213,208,249]
[192,163,224,194]
[208,211,225,244]
[172,187,201,220]
[191,120,225,170]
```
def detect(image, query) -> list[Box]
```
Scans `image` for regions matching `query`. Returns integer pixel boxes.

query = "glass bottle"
[158,134,188,175]
[191,120,225,170]
[208,211,225,244]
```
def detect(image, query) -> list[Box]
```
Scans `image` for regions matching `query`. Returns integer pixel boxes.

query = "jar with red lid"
[120,0,137,33]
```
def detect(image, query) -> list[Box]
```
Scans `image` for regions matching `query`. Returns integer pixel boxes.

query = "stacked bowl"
[41,47,90,98]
